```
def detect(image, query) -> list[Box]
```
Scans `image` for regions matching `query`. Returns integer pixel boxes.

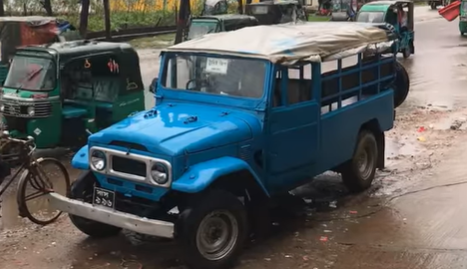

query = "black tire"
[402,46,411,59]
[17,158,71,225]
[393,61,410,108]
[68,174,121,238]
[177,190,248,269]
[430,2,436,9]
[341,131,378,193]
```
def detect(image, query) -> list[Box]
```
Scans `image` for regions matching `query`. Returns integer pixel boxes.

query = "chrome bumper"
[48,192,174,239]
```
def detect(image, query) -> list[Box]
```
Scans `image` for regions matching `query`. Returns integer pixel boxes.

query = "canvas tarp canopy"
[165,22,396,64]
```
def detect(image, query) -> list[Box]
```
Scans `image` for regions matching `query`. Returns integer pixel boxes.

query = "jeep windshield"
[356,11,385,23]
[4,55,56,91]
[187,21,219,40]
[162,54,266,99]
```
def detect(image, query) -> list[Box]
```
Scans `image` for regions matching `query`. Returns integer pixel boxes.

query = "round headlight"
[91,150,106,171]
[27,106,35,116]
[150,163,168,184]
[0,104,4,112]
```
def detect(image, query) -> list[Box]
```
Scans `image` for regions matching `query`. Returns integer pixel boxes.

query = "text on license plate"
[93,187,115,209]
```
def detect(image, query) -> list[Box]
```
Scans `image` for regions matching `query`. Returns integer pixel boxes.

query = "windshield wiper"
[15,67,44,92]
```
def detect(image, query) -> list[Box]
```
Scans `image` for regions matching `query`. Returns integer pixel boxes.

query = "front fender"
[72,145,89,170]
[172,156,269,196]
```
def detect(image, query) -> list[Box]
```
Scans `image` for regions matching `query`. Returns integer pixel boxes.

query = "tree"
[79,0,90,37]
[40,0,53,15]
[0,0,4,17]
[237,0,243,14]
[103,0,111,40]
[175,0,190,44]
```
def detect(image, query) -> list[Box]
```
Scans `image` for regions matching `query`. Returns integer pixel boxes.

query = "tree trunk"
[238,0,243,14]
[0,0,5,17]
[79,0,90,37]
[174,0,190,44]
[103,0,111,40]
[43,0,53,16]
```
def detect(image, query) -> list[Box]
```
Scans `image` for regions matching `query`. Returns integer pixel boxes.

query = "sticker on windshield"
[206,58,229,74]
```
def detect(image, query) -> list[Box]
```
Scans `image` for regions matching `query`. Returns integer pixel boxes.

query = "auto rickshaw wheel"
[176,189,248,269]
[68,174,122,238]
[402,46,411,59]
[341,130,378,193]
[430,2,437,9]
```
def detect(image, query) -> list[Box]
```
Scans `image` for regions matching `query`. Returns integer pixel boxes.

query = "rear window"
[356,11,385,23]
[187,21,219,40]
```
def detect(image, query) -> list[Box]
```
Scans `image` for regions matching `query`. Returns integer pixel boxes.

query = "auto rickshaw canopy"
[358,0,414,30]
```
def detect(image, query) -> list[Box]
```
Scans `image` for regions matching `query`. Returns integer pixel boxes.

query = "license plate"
[92,187,115,209]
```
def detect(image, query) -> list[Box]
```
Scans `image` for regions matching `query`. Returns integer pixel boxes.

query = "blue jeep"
[49,22,407,269]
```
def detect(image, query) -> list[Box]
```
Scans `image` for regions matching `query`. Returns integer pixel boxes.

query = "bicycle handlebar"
[1,131,34,145]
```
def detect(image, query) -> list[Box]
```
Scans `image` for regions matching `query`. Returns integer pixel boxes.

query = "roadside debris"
[320,236,328,242]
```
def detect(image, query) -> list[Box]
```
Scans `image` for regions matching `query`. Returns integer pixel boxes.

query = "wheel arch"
[171,156,269,202]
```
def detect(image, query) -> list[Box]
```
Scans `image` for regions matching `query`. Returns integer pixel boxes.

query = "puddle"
[386,137,423,161]
[431,113,467,130]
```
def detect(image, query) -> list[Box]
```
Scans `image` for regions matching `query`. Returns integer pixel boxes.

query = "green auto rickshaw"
[459,0,467,35]
[357,0,415,58]
[0,40,145,151]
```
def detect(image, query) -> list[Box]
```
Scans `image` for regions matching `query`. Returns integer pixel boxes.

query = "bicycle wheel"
[17,158,70,225]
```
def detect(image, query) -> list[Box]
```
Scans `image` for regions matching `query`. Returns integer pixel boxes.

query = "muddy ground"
[2,6,467,269]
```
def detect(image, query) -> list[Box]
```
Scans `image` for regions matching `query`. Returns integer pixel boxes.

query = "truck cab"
[49,23,407,269]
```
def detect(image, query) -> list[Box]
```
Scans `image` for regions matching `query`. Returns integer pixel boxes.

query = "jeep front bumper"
[48,193,174,239]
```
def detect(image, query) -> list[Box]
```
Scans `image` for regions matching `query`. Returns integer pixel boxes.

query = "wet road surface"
[3,6,467,269]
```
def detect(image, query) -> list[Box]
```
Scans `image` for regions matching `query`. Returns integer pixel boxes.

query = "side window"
[273,64,313,107]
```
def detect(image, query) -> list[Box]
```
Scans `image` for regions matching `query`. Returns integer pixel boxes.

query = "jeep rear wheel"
[341,131,378,193]
[177,190,248,269]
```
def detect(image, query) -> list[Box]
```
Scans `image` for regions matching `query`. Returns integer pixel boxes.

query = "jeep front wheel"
[177,190,248,269]
[341,130,378,193]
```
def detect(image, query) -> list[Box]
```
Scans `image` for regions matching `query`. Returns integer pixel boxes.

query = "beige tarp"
[165,22,395,64]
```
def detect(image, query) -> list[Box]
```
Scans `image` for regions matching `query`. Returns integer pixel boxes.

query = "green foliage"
[65,11,177,32]
[1,0,242,32]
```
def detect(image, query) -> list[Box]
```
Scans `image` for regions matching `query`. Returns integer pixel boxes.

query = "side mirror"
[149,77,158,93]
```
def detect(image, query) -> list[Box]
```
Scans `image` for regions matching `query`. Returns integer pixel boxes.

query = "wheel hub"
[196,210,239,261]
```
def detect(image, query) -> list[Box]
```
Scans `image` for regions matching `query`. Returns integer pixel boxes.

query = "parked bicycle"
[0,131,70,225]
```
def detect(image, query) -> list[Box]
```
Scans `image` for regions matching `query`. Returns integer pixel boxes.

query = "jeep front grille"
[1,99,52,118]
[112,156,147,177]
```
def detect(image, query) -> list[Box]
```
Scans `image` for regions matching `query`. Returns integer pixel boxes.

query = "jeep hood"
[89,103,256,156]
